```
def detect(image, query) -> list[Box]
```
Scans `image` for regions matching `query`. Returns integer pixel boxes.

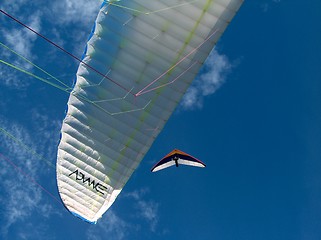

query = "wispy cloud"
[0,122,42,236]
[261,0,281,12]
[181,49,233,110]
[0,64,30,89]
[1,3,42,88]
[1,8,42,62]
[50,0,100,26]
[1,0,33,14]
[125,188,159,232]
[49,0,100,55]
[17,222,56,240]
[0,118,61,239]
[87,210,134,240]
[29,108,62,162]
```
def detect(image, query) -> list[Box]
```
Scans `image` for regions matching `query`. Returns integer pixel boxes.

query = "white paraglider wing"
[56,0,243,223]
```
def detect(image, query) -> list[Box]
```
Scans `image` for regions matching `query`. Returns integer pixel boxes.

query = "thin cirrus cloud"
[261,0,281,12]
[49,0,100,55]
[0,11,43,88]
[181,49,233,110]
[0,119,58,238]
[0,100,64,238]
[50,0,100,25]
[1,1,42,62]
[125,188,160,232]
[87,210,132,240]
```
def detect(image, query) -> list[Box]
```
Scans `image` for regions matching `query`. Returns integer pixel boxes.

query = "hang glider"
[151,149,206,172]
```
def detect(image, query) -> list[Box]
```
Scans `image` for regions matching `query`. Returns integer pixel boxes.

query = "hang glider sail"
[56,0,243,223]
[151,149,205,172]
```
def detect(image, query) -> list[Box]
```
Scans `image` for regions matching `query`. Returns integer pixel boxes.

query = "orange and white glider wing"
[151,149,206,172]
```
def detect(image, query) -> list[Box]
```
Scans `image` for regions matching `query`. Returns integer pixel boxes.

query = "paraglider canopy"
[151,149,206,172]
[52,0,243,223]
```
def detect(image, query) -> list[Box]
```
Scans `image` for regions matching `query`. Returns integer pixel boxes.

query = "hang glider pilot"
[151,149,206,172]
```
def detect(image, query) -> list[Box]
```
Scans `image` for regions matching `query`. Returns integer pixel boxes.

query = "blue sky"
[1,0,321,239]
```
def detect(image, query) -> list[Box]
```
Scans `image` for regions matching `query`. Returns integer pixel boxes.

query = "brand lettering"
[69,169,108,195]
